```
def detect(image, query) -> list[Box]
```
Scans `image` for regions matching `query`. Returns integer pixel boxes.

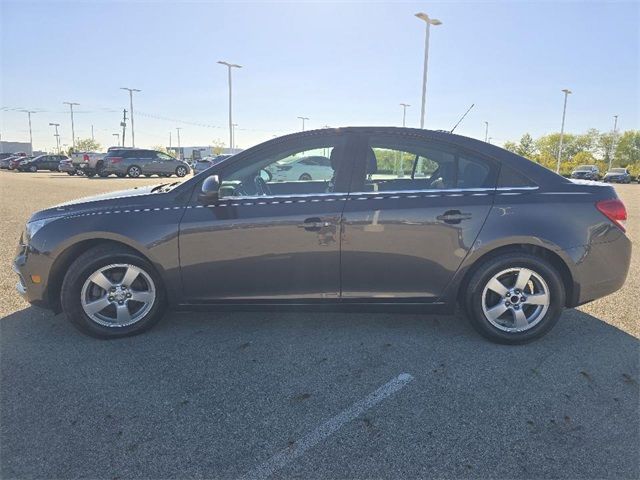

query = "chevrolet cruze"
[14,128,631,343]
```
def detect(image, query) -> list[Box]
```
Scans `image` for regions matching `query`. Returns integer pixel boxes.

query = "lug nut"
[505,301,511,307]
[126,293,131,298]
[521,296,526,302]
[108,296,114,301]
[118,301,124,305]
[514,305,520,310]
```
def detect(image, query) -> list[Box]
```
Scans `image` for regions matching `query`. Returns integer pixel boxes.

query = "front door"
[179,132,357,301]
[341,132,498,300]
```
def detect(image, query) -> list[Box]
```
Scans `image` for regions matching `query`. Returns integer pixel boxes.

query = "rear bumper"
[564,233,632,307]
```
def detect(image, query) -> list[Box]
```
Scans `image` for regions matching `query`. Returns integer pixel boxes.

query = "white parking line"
[241,372,414,480]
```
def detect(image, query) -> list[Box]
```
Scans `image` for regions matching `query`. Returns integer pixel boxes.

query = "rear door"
[341,132,498,300]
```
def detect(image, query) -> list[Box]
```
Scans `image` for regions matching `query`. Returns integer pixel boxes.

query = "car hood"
[29,184,163,221]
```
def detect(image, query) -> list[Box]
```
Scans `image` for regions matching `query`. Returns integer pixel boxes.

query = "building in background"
[1,141,32,154]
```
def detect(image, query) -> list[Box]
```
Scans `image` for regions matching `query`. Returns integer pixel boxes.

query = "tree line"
[503,129,640,176]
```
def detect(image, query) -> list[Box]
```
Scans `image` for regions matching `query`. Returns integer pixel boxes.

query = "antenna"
[450,103,475,133]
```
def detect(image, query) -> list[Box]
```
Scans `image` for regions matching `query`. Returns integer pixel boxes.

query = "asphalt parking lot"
[1,171,638,479]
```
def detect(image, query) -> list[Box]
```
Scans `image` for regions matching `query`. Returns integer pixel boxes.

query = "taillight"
[83,154,89,162]
[596,199,627,232]
[110,157,123,164]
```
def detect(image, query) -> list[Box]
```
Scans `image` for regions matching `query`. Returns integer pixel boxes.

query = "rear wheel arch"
[456,243,575,308]
[47,239,163,313]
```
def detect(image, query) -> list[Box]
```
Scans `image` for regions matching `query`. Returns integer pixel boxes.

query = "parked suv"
[603,168,632,184]
[570,164,600,180]
[95,149,190,178]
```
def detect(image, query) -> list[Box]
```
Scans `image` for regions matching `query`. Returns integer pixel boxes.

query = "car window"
[157,153,174,161]
[217,135,348,197]
[498,164,537,188]
[358,135,496,192]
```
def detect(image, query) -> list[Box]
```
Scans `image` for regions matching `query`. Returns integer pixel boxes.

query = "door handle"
[298,217,330,231]
[437,210,472,224]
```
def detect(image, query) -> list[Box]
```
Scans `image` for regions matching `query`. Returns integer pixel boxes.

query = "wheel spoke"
[129,290,153,303]
[121,265,141,288]
[513,308,528,328]
[116,304,132,324]
[89,271,114,291]
[524,293,549,306]
[84,296,111,315]
[485,303,508,322]
[514,268,532,291]
[486,277,509,297]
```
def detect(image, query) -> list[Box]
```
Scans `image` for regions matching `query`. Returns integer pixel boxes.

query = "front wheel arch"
[47,239,161,313]
[456,243,575,309]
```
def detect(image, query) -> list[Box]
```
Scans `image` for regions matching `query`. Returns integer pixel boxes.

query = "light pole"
[484,121,489,142]
[555,89,572,173]
[62,102,79,149]
[400,103,410,127]
[609,115,619,170]
[415,12,442,129]
[120,87,141,147]
[112,133,120,146]
[176,127,182,159]
[21,110,36,154]
[91,124,95,141]
[232,123,238,150]
[217,61,242,152]
[49,123,61,153]
[297,116,309,131]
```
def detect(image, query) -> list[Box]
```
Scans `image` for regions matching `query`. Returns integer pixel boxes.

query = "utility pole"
[231,123,238,150]
[112,133,120,146]
[49,123,61,153]
[415,12,442,129]
[400,103,410,127]
[297,116,309,131]
[169,131,172,152]
[91,124,95,141]
[120,87,141,147]
[609,115,619,170]
[120,109,128,147]
[63,101,80,149]
[484,121,489,142]
[176,127,182,159]
[555,89,572,174]
[217,61,242,152]
[21,110,36,154]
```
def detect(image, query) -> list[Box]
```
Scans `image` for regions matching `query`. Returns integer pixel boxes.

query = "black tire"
[116,173,126,178]
[85,171,96,178]
[127,165,141,178]
[299,173,312,181]
[464,253,565,344]
[175,166,188,177]
[61,244,166,338]
[29,165,37,172]
[67,171,76,176]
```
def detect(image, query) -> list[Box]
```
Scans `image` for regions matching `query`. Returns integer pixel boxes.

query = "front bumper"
[13,243,53,309]
[59,164,75,173]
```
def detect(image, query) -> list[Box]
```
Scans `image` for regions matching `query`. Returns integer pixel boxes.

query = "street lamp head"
[415,12,442,25]
[49,123,59,126]
[400,103,410,107]
[218,61,242,68]
[561,89,572,95]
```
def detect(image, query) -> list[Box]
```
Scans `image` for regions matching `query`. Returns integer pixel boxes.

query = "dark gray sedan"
[14,128,631,343]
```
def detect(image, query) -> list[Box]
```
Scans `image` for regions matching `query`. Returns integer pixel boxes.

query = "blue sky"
[1,0,638,151]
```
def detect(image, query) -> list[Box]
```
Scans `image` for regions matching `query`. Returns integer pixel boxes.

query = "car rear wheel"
[29,165,37,172]
[175,166,188,177]
[61,244,166,338]
[116,173,126,178]
[299,173,312,181]
[67,171,75,176]
[127,166,141,178]
[465,253,565,344]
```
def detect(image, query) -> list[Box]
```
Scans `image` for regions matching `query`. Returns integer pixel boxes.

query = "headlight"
[24,217,60,242]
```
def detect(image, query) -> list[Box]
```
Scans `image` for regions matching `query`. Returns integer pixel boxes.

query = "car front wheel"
[175,166,188,177]
[127,166,141,178]
[61,244,166,338]
[465,253,565,344]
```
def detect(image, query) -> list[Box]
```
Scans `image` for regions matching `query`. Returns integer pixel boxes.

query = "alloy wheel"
[481,267,550,333]
[176,166,187,177]
[80,263,156,327]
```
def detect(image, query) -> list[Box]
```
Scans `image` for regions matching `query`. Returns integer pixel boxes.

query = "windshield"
[575,165,593,171]
[610,168,626,173]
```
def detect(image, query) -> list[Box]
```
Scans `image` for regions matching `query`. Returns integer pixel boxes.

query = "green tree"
[614,130,640,169]
[151,145,169,154]
[514,133,537,159]
[211,139,225,155]
[74,138,102,152]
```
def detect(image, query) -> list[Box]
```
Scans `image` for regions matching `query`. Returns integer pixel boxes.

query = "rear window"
[498,164,537,188]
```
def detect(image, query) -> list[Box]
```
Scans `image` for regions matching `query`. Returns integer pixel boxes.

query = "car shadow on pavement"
[1,306,638,479]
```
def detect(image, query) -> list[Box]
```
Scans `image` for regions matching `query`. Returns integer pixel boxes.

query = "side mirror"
[199,174,220,202]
